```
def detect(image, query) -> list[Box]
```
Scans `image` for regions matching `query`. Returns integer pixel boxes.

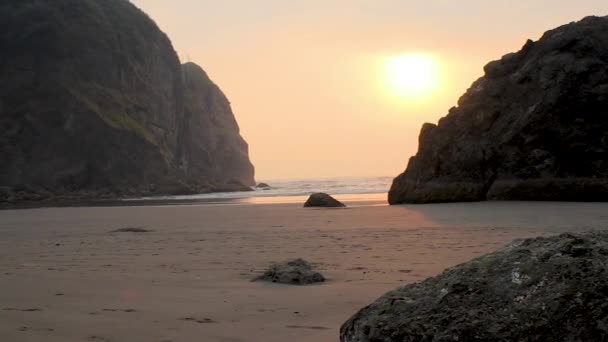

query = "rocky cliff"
[180,62,255,189]
[389,16,608,204]
[0,0,254,203]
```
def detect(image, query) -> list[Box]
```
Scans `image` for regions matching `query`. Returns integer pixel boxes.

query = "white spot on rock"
[511,269,523,285]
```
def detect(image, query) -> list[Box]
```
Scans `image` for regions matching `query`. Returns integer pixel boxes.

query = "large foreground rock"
[304,193,346,208]
[341,231,608,342]
[389,16,608,204]
[0,0,254,203]
[253,258,325,285]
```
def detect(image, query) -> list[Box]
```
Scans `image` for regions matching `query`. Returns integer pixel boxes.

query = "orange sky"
[131,0,607,181]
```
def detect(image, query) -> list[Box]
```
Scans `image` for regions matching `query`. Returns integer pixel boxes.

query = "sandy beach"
[2,199,608,342]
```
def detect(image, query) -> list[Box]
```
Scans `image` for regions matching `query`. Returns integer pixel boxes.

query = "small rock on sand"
[253,258,325,285]
[304,193,345,208]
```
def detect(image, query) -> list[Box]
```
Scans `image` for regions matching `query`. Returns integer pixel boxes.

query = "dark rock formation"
[0,0,254,204]
[256,182,271,189]
[341,231,608,342]
[304,193,346,208]
[253,258,325,285]
[389,16,608,204]
[181,62,254,191]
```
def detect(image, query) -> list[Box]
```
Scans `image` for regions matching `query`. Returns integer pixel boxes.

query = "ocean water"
[143,177,393,205]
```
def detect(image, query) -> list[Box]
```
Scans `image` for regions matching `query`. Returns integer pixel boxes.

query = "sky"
[131,0,608,181]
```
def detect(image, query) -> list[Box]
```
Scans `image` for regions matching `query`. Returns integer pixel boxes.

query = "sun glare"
[383,54,441,102]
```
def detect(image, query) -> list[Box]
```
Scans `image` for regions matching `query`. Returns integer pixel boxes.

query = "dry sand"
[1,199,608,341]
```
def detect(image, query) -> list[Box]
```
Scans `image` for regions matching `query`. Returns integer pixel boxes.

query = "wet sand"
[1,200,608,341]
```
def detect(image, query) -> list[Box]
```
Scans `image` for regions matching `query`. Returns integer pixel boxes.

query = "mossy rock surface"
[0,0,255,203]
[341,231,608,342]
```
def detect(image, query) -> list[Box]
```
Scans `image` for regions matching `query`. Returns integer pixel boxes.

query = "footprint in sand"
[110,227,152,233]
[179,317,217,324]
[18,326,54,332]
[102,308,137,313]
[348,266,367,271]
[3,308,42,312]
[286,325,330,330]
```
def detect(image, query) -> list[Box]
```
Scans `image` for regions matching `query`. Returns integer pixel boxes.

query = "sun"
[383,53,441,101]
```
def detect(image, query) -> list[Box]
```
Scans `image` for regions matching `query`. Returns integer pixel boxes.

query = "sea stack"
[0,0,254,203]
[389,16,608,204]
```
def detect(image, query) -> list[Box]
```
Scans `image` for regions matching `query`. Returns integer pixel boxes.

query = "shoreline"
[0,192,390,211]
[5,187,608,211]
